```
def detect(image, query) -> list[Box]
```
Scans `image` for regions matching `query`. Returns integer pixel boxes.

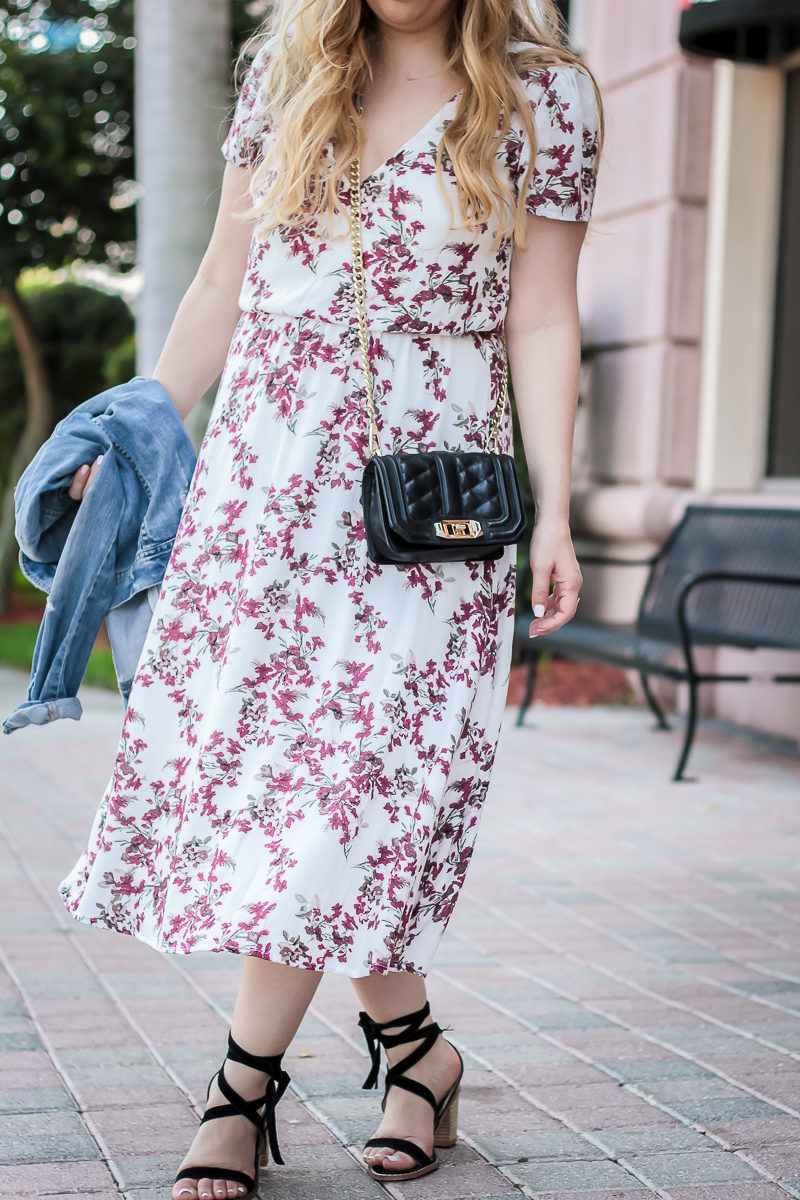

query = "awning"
[679,0,800,64]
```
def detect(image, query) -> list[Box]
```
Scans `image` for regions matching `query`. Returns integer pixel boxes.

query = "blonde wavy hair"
[236,0,603,245]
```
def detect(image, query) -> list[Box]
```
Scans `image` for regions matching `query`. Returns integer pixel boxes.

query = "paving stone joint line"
[431,952,798,1196]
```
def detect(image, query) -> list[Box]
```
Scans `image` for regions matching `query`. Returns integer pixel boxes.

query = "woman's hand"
[68,455,103,501]
[528,516,582,637]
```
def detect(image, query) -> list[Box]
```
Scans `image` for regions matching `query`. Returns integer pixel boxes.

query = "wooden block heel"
[434,1087,459,1148]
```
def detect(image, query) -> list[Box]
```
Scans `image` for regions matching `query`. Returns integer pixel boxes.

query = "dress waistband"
[240,308,505,341]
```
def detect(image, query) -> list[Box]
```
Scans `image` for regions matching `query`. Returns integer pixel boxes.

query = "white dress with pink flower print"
[59,42,599,977]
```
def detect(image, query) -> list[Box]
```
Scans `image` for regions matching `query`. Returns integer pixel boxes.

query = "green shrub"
[0,275,135,495]
[103,331,137,388]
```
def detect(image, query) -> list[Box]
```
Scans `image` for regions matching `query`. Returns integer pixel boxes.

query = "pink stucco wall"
[573,2,800,744]
[578,0,714,492]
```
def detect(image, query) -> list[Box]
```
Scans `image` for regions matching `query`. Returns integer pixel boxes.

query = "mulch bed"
[507,656,637,708]
[0,597,45,626]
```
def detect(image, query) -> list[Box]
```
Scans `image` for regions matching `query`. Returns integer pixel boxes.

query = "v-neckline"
[358,88,463,186]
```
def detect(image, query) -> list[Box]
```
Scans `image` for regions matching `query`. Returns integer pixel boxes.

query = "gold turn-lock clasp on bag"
[433,519,484,540]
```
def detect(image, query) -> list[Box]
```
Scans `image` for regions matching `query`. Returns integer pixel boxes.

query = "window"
[767,65,800,478]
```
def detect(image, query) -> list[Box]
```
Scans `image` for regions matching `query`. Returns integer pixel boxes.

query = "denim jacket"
[3,377,196,734]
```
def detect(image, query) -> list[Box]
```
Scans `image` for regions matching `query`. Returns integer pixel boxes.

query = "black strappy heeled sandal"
[357,1000,464,1182]
[173,1030,291,1200]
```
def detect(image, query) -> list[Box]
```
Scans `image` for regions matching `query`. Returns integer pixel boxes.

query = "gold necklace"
[356,65,453,116]
[405,64,450,82]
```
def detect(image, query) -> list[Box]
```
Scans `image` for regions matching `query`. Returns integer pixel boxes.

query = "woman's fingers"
[83,454,103,495]
[67,464,91,500]
[529,580,580,636]
[528,530,583,637]
[530,562,554,624]
[67,455,104,501]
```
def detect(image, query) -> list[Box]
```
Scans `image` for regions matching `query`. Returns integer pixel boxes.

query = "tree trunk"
[0,280,54,614]
[134,0,231,449]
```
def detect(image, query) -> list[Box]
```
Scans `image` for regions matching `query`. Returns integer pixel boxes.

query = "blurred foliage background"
[0,0,265,614]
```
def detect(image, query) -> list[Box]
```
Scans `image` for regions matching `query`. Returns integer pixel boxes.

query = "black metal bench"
[514,504,800,782]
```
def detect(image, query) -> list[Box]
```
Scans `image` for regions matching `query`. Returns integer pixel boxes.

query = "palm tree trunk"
[0,281,54,613]
[134,0,232,448]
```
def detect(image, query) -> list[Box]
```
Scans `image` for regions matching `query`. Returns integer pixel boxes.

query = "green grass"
[0,620,119,692]
[11,564,41,598]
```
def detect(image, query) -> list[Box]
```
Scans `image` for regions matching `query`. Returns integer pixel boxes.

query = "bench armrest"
[578,553,659,568]
[675,570,800,666]
[678,569,800,598]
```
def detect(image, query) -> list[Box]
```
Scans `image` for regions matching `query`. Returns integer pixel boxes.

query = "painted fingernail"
[533,603,545,617]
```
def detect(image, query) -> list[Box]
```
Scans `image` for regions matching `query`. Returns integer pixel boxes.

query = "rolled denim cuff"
[3,696,83,734]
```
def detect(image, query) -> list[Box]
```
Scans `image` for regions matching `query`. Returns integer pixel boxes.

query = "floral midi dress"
[59,40,599,977]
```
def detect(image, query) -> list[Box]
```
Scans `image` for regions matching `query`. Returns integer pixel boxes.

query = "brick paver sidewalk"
[2,665,800,1200]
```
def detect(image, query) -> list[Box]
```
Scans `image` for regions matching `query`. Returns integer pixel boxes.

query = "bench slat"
[513,617,687,679]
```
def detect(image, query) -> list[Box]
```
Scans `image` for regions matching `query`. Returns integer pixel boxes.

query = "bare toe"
[381,1150,416,1172]
[365,1144,416,1174]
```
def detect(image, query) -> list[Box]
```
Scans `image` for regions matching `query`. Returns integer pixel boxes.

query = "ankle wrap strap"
[357,1001,441,1091]
[226,1031,290,1081]
[220,1031,292,1165]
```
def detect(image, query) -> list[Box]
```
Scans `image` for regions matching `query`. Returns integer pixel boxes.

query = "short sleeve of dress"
[520,63,600,223]
[221,41,273,168]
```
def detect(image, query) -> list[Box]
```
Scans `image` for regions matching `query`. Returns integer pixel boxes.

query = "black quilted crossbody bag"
[349,159,527,565]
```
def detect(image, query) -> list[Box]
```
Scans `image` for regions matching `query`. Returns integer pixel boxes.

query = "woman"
[59,0,602,1196]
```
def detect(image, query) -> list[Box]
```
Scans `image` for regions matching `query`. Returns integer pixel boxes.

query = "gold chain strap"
[348,157,509,457]
[349,156,383,456]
